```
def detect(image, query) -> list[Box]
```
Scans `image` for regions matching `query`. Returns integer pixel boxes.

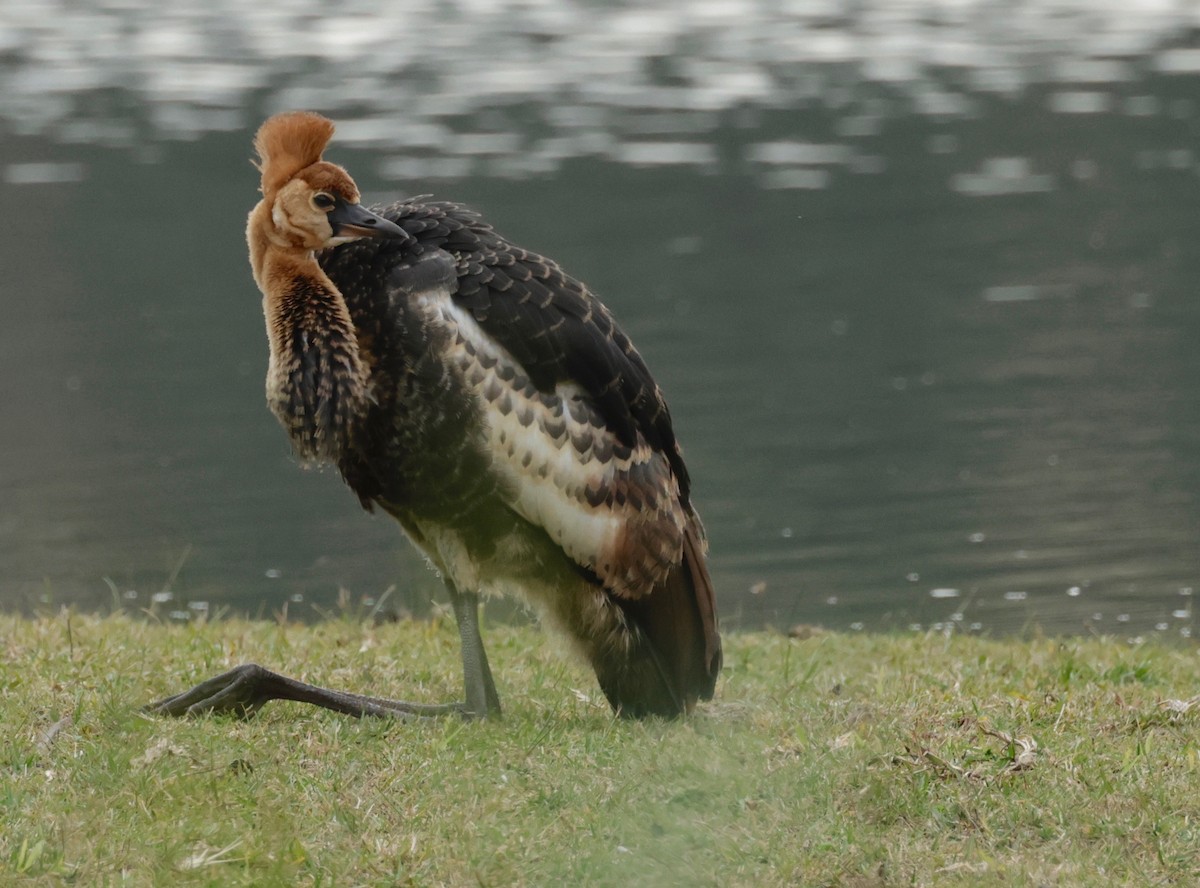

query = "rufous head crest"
[253,111,337,199]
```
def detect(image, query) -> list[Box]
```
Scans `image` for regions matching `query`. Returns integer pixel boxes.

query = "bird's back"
[321,198,721,716]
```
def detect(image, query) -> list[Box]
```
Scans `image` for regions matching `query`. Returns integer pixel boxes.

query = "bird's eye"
[312,192,336,210]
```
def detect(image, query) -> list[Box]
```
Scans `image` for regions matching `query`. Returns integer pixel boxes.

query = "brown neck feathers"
[249,202,369,463]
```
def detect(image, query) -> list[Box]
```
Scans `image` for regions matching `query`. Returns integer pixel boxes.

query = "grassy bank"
[4,611,1200,886]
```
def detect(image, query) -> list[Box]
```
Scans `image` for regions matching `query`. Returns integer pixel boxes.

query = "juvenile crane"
[149,112,721,720]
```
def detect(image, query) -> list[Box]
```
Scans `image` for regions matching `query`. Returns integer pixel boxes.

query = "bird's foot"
[144,663,474,720]
[144,664,284,719]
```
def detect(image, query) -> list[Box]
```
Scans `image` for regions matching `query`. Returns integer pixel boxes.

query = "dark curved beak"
[329,199,409,241]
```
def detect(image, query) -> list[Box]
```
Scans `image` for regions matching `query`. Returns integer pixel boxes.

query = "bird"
[147,111,721,720]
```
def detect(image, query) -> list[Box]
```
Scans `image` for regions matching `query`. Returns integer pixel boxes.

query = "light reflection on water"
[1,1,1199,637]
[5,0,1200,187]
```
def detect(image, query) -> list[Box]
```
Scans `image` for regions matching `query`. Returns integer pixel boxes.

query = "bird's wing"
[388,200,692,503]
[366,200,699,600]
[417,265,691,600]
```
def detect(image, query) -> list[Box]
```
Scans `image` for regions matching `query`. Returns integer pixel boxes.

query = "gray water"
[2,0,1200,636]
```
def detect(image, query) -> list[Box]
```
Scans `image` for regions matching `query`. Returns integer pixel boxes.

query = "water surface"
[2,0,1199,636]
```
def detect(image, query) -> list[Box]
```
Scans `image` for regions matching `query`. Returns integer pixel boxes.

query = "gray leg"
[445,582,502,718]
[145,664,466,720]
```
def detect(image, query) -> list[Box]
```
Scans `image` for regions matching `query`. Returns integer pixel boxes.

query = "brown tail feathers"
[593,522,722,718]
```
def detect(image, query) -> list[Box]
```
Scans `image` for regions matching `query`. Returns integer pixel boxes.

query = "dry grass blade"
[979,723,1039,773]
[1158,695,1200,713]
[131,737,195,770]
[36,716,72,751]
[177,840,245,871]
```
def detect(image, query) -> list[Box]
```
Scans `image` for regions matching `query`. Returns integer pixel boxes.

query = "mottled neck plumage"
[248,200,369,463]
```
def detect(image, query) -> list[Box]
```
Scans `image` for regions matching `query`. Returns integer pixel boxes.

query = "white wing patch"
[416,290,685,598]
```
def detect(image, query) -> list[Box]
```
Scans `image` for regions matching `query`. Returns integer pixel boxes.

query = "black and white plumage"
[148,112,721,720]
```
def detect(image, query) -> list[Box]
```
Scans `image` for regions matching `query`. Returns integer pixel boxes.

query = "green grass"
[5,611,1200,886]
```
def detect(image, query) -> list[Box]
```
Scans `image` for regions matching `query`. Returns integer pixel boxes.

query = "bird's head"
[252,111,407,251]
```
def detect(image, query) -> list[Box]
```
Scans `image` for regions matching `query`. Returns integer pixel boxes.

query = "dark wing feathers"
[372,199,692,503]
[385,250,458,298]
